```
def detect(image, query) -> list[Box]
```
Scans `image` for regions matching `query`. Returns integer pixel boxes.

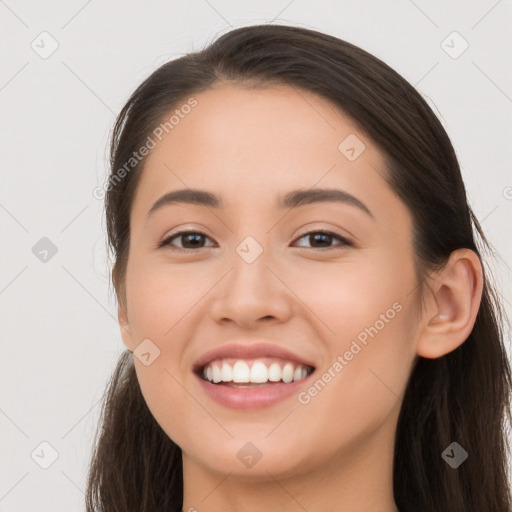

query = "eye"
[159,231,215,251]
[159,229,352,252]
[292,230,352,250]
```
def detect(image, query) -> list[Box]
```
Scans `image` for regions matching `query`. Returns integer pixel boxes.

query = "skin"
[117,82,483,512]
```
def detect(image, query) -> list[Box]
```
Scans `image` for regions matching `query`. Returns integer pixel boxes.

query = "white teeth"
[201,359,312,385]
[221,362,233,382]
[212,363,222,383]
[268,362,282,382]
[250,361,269,383]
[232,361,250,382]
[282,363,294,383]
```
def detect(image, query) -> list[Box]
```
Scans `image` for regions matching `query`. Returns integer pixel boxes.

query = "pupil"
[311,233,330,247]
[183,233,203,248]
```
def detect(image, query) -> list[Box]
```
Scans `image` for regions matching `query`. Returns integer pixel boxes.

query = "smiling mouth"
[195,359,316,387]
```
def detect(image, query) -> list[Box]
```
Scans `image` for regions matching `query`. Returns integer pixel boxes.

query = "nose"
[208,248,294,329]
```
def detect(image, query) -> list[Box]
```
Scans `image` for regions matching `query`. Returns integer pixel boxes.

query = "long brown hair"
[86,24,512,511]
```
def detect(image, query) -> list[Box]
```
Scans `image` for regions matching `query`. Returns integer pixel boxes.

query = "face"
[118,83,420,478]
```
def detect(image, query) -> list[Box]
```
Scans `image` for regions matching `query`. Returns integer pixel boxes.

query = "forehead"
[147,83,376,170]
[131,83,406,227]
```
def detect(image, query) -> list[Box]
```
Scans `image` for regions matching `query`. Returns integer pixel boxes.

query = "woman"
[86,24,512,512]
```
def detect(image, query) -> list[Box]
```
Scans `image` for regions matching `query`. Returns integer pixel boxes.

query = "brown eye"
[293,230,352,250]
[160,231,214,251]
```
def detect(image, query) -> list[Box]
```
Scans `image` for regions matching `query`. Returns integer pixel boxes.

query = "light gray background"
[1,1,511,510]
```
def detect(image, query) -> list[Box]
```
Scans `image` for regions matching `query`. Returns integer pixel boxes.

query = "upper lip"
[192,342,317,372]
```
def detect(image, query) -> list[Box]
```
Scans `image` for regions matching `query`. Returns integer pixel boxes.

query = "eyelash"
[158,229,353,252]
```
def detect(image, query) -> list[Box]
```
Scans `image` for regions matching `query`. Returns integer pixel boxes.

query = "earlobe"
[416,249,484,359]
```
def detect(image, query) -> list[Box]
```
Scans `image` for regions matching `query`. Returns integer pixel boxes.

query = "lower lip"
[195,372,315,410]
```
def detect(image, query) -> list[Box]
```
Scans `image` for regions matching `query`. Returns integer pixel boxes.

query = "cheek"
[124,257,207,340]
[292,253,408,336]
[296,301,414,450]
[294,253,415,408]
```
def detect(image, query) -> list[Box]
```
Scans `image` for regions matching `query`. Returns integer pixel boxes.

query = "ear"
[416,248,484,359]
[113,271,134,352]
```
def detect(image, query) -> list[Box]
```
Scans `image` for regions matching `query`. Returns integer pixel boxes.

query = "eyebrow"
[146,187,373,218]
